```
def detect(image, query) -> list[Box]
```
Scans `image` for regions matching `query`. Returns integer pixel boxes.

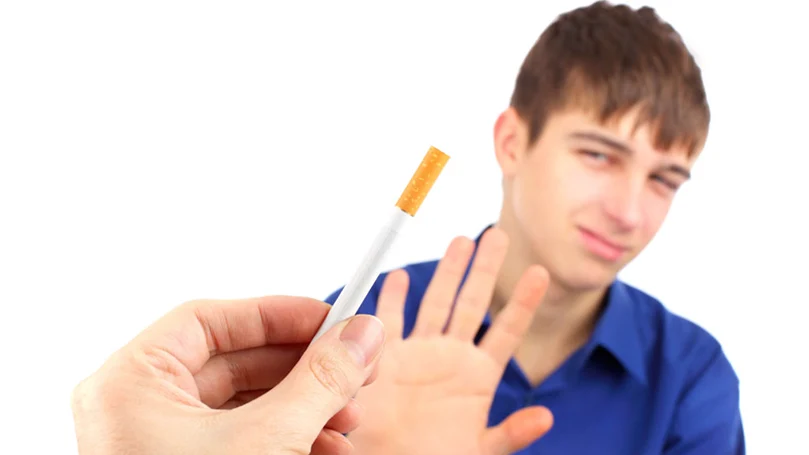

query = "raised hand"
[348,227,554,455]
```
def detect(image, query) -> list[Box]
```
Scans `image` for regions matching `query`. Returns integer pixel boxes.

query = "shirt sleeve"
[663,344,745,455]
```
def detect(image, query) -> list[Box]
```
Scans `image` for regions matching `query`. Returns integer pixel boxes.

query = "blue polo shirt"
[324,226,745,454]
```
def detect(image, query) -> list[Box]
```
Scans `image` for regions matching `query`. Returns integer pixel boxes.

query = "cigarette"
[312,146,450,341]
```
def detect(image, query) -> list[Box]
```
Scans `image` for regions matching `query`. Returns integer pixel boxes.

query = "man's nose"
[602,178,643,231]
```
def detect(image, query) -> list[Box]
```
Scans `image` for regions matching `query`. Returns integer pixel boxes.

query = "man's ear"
[494,107,527,178]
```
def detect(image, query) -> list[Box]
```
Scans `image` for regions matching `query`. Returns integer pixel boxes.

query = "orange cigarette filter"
[395,146,450,216]
[312,145,450,341]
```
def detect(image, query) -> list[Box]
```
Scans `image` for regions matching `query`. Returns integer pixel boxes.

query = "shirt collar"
[589,281,647,385]
[468,224,647,386]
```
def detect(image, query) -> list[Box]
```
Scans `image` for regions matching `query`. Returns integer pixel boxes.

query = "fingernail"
[340,315,385,367]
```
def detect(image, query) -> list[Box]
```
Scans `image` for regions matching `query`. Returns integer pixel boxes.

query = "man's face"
[496,107,700,291]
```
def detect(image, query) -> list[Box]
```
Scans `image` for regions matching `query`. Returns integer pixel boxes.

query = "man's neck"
[487,212,608,365]
[487,240,607,386]
[490,250,606,350]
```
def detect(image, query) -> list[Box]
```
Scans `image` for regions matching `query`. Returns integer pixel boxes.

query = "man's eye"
[581,150,609,162]
[652,175,679,191]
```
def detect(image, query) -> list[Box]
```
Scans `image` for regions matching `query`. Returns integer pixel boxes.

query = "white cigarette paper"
[312,146,450,341]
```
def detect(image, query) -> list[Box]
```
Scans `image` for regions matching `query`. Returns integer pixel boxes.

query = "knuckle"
[457,292,485,310]
[178,298,206,313]
[70,379,89,412]
[309,350,353,399]
[71,370,125,416]
[472,256,501,279]
[445,255,471,276]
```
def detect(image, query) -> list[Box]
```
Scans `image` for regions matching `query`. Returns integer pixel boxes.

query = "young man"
[325,2,744,454]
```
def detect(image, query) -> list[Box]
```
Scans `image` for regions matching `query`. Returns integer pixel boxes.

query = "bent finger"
[130,296,331,376]
[195,343,306,408]
[219,392,361,436]
[324,399,363,435]
[311,428,354,455]
[218,389,267,409]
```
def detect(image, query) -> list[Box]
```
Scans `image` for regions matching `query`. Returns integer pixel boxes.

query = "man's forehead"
[552,108,700,164]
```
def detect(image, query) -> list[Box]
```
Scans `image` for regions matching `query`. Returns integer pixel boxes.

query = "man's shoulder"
[616,284,745,451]
[617,280,739,387]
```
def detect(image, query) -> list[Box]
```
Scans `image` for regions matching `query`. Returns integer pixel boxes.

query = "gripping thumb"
[259,315,385,435]
[481,406,553,455]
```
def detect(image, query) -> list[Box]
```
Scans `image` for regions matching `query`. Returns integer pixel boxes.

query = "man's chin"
[557,261,620,293]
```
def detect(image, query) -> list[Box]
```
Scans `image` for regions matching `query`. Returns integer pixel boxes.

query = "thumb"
[481,406,554,455]
[255,314,385,437]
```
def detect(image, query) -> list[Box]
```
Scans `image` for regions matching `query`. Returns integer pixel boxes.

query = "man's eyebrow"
[570,130,692,179]
[569,131,633,155]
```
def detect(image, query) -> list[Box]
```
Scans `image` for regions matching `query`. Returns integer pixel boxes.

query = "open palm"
[348,228,554,455]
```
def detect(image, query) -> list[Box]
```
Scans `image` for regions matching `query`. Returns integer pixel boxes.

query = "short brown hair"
[510,1,709,156]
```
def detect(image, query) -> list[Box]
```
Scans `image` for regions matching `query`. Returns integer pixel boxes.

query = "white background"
[1,0,807,453]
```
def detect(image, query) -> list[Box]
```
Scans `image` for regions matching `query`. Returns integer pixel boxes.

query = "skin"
[71,103,701,454]
[494,106,695,298]
[492,106,700,383]
[347,105,702,453]
[346,228,555,454]
[71,297,386,455]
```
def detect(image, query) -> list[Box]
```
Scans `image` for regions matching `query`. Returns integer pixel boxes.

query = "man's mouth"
[577,227,628,262]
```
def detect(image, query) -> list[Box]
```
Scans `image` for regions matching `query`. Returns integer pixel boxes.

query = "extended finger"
[376,269,409,340]
[445,228,509,341]
[195,343,306,408]
[481,406,554,455]
[129,296,330,376]
[411,236,475,337]
[478,265,548,366]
